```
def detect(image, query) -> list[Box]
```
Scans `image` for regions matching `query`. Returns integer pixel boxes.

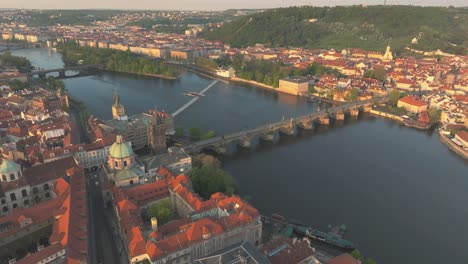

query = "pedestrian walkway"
[172,79,219,117]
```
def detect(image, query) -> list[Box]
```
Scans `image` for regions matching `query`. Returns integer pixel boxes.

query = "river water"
[11,48,468,264]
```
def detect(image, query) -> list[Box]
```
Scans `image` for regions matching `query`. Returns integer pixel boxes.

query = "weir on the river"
[171,79,219,117]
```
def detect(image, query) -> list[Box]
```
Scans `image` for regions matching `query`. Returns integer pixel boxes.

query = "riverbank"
[369,109,431,130]
[108,69,178,80]
[369,109,404,122]
[230,76,277,91]
[439,132,468,160]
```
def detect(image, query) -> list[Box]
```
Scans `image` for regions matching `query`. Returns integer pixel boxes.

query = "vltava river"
[12,48,468,264]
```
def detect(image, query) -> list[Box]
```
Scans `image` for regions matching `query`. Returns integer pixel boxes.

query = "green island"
[57,43,179,79]
[0,51,32,72]
[196,56,344,88]
[202,5,468,55]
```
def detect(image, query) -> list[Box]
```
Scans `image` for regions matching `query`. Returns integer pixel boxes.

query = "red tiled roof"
[24,156,77,186]
[398,96,427,107]
[15,243,65,264]
[456,131,468,143]
[262,237,314,264]
[123,180,169,207]
[327,253,359,264]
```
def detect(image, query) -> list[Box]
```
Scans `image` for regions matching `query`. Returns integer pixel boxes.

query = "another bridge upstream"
[28,64,104,79]
[182,97,388,153]
[171,80,219,117]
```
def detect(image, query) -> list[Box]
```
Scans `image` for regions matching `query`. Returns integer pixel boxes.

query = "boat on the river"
[183,92,205,97]
[292,224,355,250]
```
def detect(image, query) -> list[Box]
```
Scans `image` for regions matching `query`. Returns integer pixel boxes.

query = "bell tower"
[147,109,167,154]
[112,92,128,121]
[382,40,393,61]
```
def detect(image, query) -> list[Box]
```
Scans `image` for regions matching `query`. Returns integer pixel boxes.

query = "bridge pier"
[334,111,345,121]
[237,136,252,148]
[279,119,296,135]
[297,121,313,130]
[363,105,372,113]
[38,73,46,78]
[348,108,359,117]
[260,132,275,141]
[58,70,66,78]
[317,116,330,125]
[212,145,227,154]
[279,126,295,136]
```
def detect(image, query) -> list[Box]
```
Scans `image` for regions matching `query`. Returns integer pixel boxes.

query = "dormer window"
[50,153,55,157]
[64,150,69,154]
[1,175,6,181]
[9,174,15,181]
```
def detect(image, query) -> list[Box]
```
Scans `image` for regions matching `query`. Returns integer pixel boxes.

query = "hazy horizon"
[0,0,464,10]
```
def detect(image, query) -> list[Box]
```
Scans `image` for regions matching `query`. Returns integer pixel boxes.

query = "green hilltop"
[201,5,468,55]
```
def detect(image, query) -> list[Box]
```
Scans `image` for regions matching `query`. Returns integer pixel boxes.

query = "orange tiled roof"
[399,96,427,107]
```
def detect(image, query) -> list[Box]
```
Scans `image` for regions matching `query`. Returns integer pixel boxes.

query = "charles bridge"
[183,96,389,154]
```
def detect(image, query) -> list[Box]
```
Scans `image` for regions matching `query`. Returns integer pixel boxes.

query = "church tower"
[112,92,128,121]
[382,44,393,61]
[147,109,167,154]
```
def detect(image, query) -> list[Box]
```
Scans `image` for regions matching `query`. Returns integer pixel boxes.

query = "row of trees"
[58,43,177,77]
[0,51,32,72]
[174,127,216,141]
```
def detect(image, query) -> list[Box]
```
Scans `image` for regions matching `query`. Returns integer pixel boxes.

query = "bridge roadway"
[172,79,219,117]
[183,97,388,153]
[28,64,104,76]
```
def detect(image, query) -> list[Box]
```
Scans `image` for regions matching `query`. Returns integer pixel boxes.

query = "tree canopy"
[202,5,468,55]
[147,200,173,225]
[0,51,32,72]
[188,165,237,199]
[58,43,178,77]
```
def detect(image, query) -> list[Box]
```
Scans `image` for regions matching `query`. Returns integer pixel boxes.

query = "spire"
[113,92,121,107]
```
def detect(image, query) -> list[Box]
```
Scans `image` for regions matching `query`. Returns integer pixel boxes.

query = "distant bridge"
[182,97,388,154]
[28,64,104,79]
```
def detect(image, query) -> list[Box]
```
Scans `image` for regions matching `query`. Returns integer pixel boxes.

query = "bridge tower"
[148,109,167,155]
[112,92,128,121]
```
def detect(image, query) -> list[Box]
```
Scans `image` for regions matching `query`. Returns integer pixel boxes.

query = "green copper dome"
[109,135,134,159]
[0,159,21,174]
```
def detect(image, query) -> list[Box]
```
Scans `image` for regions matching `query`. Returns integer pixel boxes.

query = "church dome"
[0,159,21,174]
[109,135,134,159]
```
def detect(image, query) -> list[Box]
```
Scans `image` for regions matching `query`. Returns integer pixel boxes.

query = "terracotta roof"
[50,166,88,263]
[456,131,468,143]
[123,180,170,207]
[24,156,77,186]
[15,243,65,264]
[398,96,427,107]
[262,237,314,264]
[327,253,359,264]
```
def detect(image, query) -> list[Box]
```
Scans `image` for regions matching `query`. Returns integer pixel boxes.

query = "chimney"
[151,217,158,231]
[292,237,297,245]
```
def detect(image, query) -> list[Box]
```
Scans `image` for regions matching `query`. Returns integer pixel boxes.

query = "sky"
[0,0,463,10]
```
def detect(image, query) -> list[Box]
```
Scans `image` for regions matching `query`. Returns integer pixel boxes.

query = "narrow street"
[87,174,122,264]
